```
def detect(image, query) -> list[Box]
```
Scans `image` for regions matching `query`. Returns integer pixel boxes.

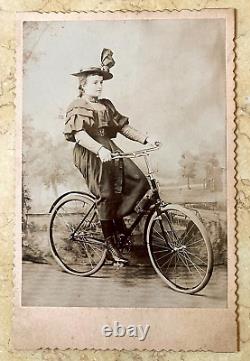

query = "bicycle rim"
[146,204,213,294]
[49,194,107,276]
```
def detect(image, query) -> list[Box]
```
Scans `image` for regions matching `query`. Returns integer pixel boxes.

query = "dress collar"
[85,95,99,103]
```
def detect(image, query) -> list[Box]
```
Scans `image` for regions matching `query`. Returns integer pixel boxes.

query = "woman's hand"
[98,146,112,162]
[146,136,161,147]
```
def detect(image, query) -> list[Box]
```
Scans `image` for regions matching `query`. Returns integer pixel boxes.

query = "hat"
[71,49,115,80]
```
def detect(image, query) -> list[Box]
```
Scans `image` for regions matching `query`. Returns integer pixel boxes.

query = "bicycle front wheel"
[146,204,213,294]
[49,194,107,276]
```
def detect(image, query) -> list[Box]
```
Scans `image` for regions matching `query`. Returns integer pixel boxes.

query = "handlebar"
[111,144,161,160]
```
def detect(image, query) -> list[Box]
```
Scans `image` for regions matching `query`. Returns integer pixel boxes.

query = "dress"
[64,96,150,220]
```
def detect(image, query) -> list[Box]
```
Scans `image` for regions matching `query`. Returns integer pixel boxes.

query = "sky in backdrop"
[23,18,226,211]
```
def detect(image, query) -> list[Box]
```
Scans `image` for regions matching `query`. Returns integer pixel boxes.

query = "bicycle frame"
[111,145,169,238]
[122,154,163,237]
[114,148,178,247]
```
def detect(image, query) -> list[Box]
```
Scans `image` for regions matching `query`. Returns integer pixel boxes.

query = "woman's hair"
[78,75,88,97]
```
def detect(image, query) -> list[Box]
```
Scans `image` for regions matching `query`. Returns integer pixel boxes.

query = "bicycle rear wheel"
[146,204,213,294]
[49,194,107,276]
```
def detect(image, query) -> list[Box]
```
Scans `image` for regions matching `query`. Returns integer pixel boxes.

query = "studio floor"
[22,262,227,308]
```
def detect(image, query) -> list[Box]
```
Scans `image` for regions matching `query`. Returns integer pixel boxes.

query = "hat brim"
[71,68,113,80]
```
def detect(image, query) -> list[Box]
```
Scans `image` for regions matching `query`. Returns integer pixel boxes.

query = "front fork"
[153,201,179,249]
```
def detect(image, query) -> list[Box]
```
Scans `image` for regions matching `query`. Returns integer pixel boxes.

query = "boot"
[101,220,128,263]
[106,235,128,263]
[114,218,128,249]
[114,218,127,236]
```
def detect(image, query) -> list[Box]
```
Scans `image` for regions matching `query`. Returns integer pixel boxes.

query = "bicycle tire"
[49,193,107,276]
[146,204,213,294]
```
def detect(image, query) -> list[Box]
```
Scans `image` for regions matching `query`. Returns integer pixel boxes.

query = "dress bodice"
[64,96,129,142]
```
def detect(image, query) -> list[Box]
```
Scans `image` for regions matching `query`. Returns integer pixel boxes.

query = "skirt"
[73,137,150,220]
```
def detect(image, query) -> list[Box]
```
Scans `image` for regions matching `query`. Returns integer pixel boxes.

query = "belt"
[97,127,117,138]
[98,127,108,137]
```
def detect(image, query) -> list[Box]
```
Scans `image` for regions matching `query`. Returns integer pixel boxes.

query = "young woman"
[64,49,159,263]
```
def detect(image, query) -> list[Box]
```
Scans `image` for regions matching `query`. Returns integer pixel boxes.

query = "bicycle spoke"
[152,238,172,250]
[86,244,101,262]
[173,252,178,285]
[153,227,167,241]
[84,237,105,245]
[86,241,104,256]
[162,214,182,246]
[157,252,173,269]
[153,249,172,254]
[81,243,95,267]
[182,223,196,242]
[84,239,104,248]
[157,249,173,268]
[185,237,204,247]
[164,252,176,274]
[182,251,206,278]
[158,217,177,245]
[152,233,167,244]
[176,251,192,273]
[185,249,207,266]
[156,250,173,262]
[175,252,194,288]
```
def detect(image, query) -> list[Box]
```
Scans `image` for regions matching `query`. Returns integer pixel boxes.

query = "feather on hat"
[71,48,115,80]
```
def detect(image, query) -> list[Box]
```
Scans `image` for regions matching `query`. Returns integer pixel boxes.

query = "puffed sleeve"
[100,98,129,130]
[63,99,95,142]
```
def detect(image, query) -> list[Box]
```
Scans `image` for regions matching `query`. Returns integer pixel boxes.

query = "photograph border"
[13,9,237,351]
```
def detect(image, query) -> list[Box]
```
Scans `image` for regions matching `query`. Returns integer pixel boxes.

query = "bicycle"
[49,145,214,294]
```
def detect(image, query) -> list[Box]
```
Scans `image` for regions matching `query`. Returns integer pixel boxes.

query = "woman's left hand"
[146,136,161,147]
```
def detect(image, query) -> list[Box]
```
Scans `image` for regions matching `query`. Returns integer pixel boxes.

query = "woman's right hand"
[98,146,112,163]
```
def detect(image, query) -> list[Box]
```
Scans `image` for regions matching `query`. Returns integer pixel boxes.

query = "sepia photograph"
[21,15,228,309]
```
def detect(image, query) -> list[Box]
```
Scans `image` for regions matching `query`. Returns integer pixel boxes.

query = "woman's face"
[83,74,103,98]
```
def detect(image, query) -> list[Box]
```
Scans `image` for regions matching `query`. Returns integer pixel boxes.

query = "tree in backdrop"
[22,170,32,231]
[178,150,223,192]
[178,151,197,190]
[198,151,222,191]
[23,114,79,199]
